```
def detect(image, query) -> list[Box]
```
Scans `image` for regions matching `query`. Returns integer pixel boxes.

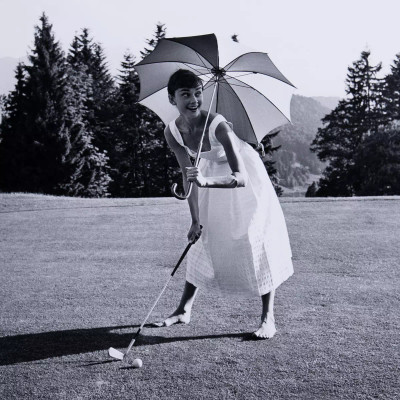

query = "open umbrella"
[134,33,295,199]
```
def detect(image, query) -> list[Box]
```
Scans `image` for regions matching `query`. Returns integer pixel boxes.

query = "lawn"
[0,194,399,400]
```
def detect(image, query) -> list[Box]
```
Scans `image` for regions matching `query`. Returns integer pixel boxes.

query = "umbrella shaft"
[194,80,219,168]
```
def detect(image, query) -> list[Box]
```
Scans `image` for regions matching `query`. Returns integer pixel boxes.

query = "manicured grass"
[0,194,399,399]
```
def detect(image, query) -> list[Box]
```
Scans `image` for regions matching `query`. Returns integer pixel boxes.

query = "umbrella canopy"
[135,33,295,145]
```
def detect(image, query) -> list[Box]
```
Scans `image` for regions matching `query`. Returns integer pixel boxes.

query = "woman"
[157,69,293,339]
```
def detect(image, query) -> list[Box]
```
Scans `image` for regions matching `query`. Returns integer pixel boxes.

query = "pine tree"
[59,63,111,197]
[26,13,73,194]
[0,14,72,194]
[305,181,318,197]
[110,52,144,196]
[383,54,400,122]
[67,29,116,155]
[311,51,384,196]
[0,15,111,196]
[353,127,400,195]
[140,23,166,59]
[260,131,283,196]
[0,64,30,191]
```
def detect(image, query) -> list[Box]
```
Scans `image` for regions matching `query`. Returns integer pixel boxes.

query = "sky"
[1,0,400,98]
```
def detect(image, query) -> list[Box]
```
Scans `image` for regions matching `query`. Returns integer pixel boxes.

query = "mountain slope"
[272,95,340,193]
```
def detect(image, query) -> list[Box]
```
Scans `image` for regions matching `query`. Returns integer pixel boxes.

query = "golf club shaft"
[124,242,193,356]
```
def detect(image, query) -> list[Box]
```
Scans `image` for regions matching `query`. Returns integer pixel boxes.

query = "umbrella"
[134,33,295,199]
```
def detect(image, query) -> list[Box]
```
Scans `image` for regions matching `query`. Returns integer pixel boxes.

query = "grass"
[0,193,399,400]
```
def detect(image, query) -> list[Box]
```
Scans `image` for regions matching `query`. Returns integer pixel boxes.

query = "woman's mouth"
[187,105,199,112]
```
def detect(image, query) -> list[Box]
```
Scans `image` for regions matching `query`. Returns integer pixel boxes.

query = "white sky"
[1,0,399,97]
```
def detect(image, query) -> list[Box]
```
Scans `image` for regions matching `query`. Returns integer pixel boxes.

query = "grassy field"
[0,194,399,400]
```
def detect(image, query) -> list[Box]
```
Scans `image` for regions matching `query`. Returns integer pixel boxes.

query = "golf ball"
[132,358,143,368]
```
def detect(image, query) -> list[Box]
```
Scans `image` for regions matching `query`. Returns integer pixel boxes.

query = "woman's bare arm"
[188,121,248,188]
[164,126,200,224]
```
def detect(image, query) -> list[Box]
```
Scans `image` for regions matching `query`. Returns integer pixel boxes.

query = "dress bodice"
[168,114,230,162]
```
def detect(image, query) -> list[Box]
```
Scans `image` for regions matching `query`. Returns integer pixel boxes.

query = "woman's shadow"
[0,324,251,366]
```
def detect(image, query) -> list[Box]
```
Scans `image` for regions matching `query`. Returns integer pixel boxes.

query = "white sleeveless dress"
[169,114,293,297]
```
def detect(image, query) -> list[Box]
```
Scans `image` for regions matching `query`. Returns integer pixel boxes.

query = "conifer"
[311,51,384,196]
[260,131,283,196]
[383,54,400,122]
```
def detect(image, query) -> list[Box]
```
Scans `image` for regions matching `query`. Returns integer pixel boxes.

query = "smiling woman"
[159,69,294,339]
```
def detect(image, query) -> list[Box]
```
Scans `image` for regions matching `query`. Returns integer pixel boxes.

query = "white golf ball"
[132,358,143,368]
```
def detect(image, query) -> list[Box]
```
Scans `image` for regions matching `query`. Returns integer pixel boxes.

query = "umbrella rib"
[219,80,253,89]
[182,62,211,77]
[194,50,210,70]
[224,52,296,88]
[224,72,256,80]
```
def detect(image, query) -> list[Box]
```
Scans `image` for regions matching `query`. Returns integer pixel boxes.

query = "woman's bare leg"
[253,289,276,339]
[154,281,198,327]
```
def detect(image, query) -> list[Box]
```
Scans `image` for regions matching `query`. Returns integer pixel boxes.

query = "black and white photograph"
[0,0,399,398]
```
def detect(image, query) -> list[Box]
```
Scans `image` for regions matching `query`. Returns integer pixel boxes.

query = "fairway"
[1,194,399,400]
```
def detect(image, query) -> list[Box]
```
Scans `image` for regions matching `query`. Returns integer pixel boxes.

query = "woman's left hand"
[186,167,207,187]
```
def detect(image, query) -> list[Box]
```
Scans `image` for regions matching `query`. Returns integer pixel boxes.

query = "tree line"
[0,14,281,198]
[307,50,400,197]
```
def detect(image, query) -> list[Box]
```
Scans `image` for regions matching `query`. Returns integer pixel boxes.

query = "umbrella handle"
[171,182,193,200]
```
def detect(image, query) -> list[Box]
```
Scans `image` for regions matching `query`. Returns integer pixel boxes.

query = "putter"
[108,241,194,361]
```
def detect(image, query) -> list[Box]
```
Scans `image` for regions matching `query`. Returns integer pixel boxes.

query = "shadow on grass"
[0,325,250,366]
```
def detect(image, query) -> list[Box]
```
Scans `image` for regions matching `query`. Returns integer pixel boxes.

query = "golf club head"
[108,347,124,360]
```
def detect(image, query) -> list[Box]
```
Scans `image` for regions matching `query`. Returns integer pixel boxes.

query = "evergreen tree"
[0,15,111,196]
[110,52,144,196]
[352,126,400,195]
[59,63,111,197]
[305,181,318,197]
[0,14,71,194]
[311,51,384,196]
[67,29,116,155]
[383,54,400,122]
[140,23,166,59]
[0,64,30,191]
[260,131,283,196]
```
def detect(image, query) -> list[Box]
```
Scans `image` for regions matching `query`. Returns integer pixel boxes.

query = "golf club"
[108,240,194,361]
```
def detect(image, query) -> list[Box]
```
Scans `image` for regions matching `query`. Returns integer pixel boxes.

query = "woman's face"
[170,85,203,119]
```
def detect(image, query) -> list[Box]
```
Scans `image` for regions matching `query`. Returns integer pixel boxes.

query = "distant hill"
[312,96,340,110]
[272,94,341,195]
[0,57,28,95]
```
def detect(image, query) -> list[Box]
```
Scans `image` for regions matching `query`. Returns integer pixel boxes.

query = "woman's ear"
[168,94,176,106]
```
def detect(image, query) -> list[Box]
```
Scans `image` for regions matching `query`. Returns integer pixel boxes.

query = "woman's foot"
[252,315,276,339]
[153,309,191,327]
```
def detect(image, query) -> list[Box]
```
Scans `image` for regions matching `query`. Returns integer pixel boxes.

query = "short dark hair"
[167,69,203,96]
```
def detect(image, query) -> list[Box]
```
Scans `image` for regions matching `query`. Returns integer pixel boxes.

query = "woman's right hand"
[188,222,202,243]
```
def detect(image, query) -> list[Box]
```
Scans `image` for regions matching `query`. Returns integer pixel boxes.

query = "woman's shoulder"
[205,111,225,123]
[164,121,185,150]
[209,114,231,133]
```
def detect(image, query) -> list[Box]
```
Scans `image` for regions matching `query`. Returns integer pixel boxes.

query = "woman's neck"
[180,112,205,133]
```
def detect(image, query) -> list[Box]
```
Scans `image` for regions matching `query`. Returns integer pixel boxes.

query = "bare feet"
[152,310,191,327]
[252,315,276,339]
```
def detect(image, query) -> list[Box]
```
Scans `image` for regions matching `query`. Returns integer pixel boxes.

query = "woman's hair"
[167,69,203,96]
